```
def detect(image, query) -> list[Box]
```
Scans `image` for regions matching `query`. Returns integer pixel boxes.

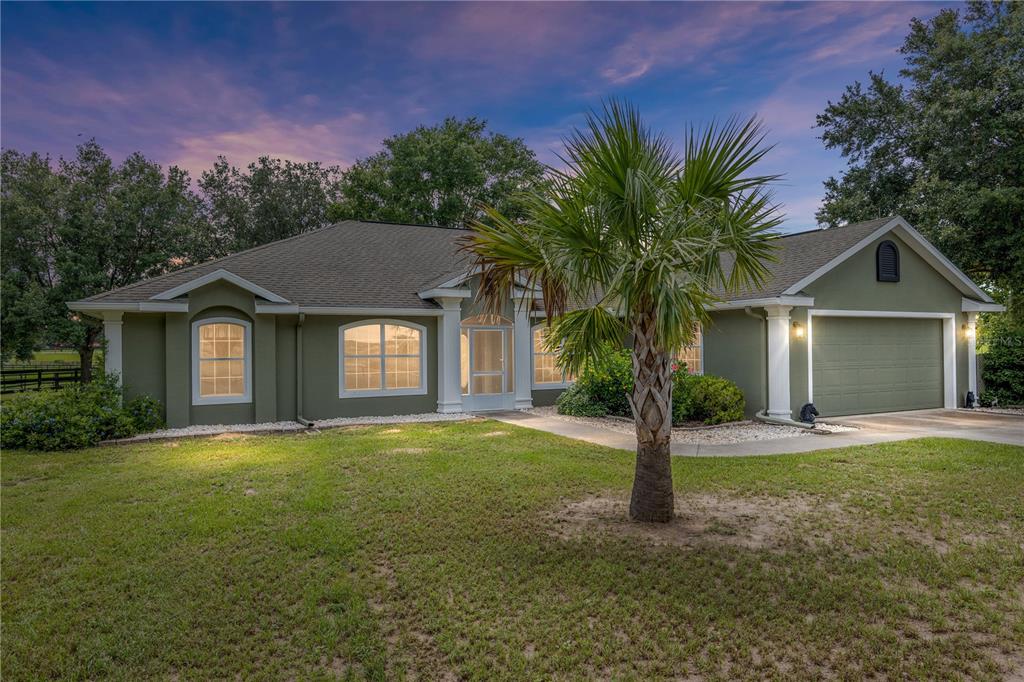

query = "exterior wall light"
[963,323,976,338]
[792,322,805,339]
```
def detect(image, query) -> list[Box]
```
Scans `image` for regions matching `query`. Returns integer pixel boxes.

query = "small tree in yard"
[463,101,779,522]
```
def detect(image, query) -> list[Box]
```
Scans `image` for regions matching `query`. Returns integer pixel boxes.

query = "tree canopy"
[329,117,545,227]
[1,141,204,374]
[198,156,343,259]
[816,0,1023,309]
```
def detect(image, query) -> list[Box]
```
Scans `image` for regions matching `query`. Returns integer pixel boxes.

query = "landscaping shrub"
[125,394,165,432]
[0,375,164,451]
[672,373,745,425]
[573,347,633,417]
[559,345,744,426]
[555,383,608,418]
[979,313,1024,406]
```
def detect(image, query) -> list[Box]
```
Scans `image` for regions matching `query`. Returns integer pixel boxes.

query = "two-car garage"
[810,316,947,417]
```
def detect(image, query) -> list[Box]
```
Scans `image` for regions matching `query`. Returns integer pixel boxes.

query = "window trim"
[338,319,428,398]
[191,317,253,406]
[530,324,574,389]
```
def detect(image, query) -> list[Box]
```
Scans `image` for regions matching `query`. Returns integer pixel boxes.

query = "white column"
[435,298,464,413]
[102,311,124,400]
[764,304,792,418]
[966,312,978,398]
[512,293,534,409]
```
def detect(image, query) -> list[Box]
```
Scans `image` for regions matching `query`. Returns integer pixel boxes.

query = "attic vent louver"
[876,240,900,282]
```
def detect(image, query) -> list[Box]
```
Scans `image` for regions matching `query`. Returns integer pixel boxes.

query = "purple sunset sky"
[1,1,957,233]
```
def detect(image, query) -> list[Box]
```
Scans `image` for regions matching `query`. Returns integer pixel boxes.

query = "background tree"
[816,0,1023,312]
[330,117,544,227]
[198,156,342,258]
[1,141,203,378]
[464,102,779,522]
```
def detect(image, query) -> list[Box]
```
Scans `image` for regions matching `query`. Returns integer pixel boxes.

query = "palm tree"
[463,101,780,522]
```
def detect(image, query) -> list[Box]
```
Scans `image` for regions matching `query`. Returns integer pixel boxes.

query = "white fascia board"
[961,298,1005,313]
[68,301,189,313]
[417,288,472,301]
[707,296,815,311]
[149,269,290,303]
[781,217,993,302]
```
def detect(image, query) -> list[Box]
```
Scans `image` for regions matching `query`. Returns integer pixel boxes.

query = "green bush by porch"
[557,349,745,425]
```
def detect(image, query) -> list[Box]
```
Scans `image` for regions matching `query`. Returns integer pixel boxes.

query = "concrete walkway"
[489,409,1023,457]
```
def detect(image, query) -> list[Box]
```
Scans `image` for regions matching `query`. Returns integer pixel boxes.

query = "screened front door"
[461,317,515,411]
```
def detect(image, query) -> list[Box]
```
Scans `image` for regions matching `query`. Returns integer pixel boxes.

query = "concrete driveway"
[490,408,1022,457]
[830,409,1023,447]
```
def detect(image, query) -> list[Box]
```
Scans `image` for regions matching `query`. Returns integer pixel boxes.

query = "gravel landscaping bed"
[525,406,855,444]
[970,407,1024,417]
[110,412,474,443]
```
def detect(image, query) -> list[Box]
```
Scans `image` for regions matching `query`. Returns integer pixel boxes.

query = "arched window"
[192,318,252,405]
[876,240,900,282]
[532,325,574,387]
[339,321,427,397]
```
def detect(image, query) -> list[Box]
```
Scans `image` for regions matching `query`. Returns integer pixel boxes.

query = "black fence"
[1,365,86,394]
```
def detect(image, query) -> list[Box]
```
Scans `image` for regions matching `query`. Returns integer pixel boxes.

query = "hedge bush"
[556,345,745,427]
[570,347,633,417]
[979,313,1024,406]
[0,375,165,451]
[672,373,745,425]
[554,383,608,418]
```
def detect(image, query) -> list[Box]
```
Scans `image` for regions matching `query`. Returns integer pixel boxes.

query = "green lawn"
[2,422,1022,680]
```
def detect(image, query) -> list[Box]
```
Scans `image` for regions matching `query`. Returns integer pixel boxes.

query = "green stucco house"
[69,216,1003,428]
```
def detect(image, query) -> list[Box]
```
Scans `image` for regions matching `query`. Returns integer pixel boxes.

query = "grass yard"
[2,421,1022,680]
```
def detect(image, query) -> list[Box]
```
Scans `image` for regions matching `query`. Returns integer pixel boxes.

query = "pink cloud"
[169,111,385,178]
[2,49,389,179]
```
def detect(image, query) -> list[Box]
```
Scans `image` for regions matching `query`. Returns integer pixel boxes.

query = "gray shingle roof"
[78,216,900,309]
[714,216,895,299]
[81,220,469,309]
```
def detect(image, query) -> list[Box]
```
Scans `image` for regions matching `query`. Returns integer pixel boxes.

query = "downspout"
[744,307,815,429]
[295,313,314,427]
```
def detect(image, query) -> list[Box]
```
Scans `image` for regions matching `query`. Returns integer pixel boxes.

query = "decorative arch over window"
[192,317,252,405]
[339,320,427,398]
[532,324,574,388]
[876,240,900,282]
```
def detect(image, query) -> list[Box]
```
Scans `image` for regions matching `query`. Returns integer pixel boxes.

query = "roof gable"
[716,216,992,304]
[780,217,992,302]
[150,269,290,303]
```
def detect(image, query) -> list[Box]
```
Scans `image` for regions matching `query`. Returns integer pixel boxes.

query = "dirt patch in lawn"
[547,493,843,550]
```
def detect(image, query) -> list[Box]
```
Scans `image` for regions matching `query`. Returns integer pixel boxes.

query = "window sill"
[192,395,252,406]
[339,387,428,399]
[532,381,574,390]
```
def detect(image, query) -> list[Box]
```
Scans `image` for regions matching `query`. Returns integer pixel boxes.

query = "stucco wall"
[121,313,166,416]
[299,314,438,420]
[702,310,765,417]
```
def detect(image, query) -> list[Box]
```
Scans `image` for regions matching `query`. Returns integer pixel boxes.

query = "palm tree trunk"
[627,309,674,522]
